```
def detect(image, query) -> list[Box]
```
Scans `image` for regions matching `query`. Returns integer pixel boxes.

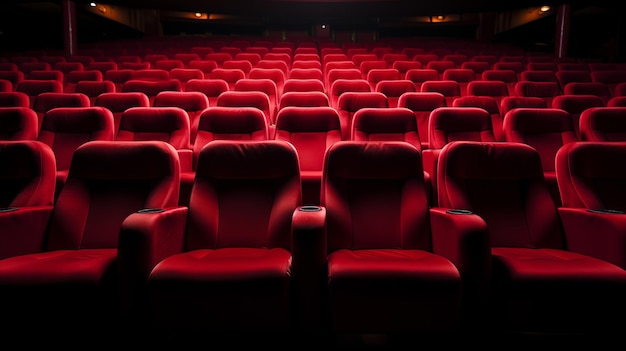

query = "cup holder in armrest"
[0,207,18,213]
[587,209,625,214]
[446,209,474,215]
[299,206,322,212]
[137,208,165,214]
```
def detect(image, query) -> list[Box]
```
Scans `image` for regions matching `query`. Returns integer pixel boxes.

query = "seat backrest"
[461,61,491,79]
[153,91,209,144]
[513,81,563,107]
[374,79,416,108]
[193,106,269,170]
[437,141,563,248]
[94,92,150,134]
[442,68,476,96]
[562,82,612,105]
[248,67,287,96]
[420,80,461,105]
[0,140,56,208]
[74,80,116,105]
[121,79,183,105]
[209,68,245,90]
[336,91,388,140]
[216,90,273,126]
[0,106,39,140]
[255,59,290,76]
[283,79,325,94]
[233,78,279,121]
[391,60,423,79]
[48,140,180,250]
[31,92,91,128]
[466,80,510,105]
[131,69,170,81]
[184,78,229,107]
[37,106,115,172]
[520,70,558,83]
[154,59,184,72]
[551,94,605,139]
[168,68,205,90]
[0,90,29,108]
[221,60,253,76]
[556,141,626,210]
[555,70,592,90]
[279,91,329,110]
[428,107,496,149]
[186,140,300,250]
[328,78,371,109]
[288,68,323,81]
[15,80,64,108]
[397,92,447,149]
[187,60,218,78]
[351,107,421,151]
[103,69,134,91]
[579,106,626,141]
[116,106,191,150]
[499,96,548,117]
[503,107,578,172]
[481,69,518,95]
[591,70,626,96]
[452,95,504,141]
[322,141,430,251]
[274,106,342,173]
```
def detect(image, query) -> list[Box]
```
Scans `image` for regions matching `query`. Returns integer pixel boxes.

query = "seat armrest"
[430,206,491,327]
[559,207,626,269]
[177,149,193,173]
[0,206,53,259]
[291,205,327,332]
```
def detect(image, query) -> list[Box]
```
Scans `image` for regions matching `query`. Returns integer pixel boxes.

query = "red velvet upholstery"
[513,81,562,107]
[328,78,371,110]
[275,106,341,205]
[15,79,64,108]
[32,92,90,129]
[0,91,30,108]
[480,70,517,96]
[216,90,273,132]
[234,78,279,122]
[335,91,388,140]
[499,96,548,117]
[0,107,39,140]
[184,78,229,107]
[420,80,461,106]
[283,78,325,94]
[64,70,103,93]
[562,82,611,105]
[168,68,204,90]
[374,79,416,107]
[153,91,209,144]
[94,92,150,134]
[146,140,301,334]
[121,79,183,106]
[248,67,287,96]
[424,107,495,205]
[556,141,626,269]
[452,96,504,141]
[0,140,181,336]
[279,91,329,109]
[306,140,487,334]
[116,106,192,172]
[437,140,626,336]
[0,140,56,259]
[38,106,115,198]
[74,80,116,106]
[552,94,605,139]
[397,91,447,150]
[579,106,626,141]
[503,107,579,206]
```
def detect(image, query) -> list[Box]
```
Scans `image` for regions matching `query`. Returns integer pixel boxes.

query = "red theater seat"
[0,106,39,140]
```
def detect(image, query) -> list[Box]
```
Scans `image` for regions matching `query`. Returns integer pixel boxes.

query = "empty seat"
[423,107,496,204]
[187,60,218,78]
[15,80,64,108]
[221,60,253,77]
[288,68,323,81]
[116,106,192,172]
[359,60,389,80]
[153,91,209,144]
[452,95,504,141]
[248,68,287,97]
[299,140,477,336]
[168,68,204,90]
[563,82,612,105]
[437,140,626,337]
[283,79,325,94]
[366,68,400,91]
[142,140,300,338]
[28,70,64,84]
[37,106,115,198]
[174,53,202,67]
[256,59,290,76]
[206,52,233,66]
[0,140,56,259]
[397,92,448,150]
[279,91,329,110]
[328,78,371,110]
[234,78,279,123]
[209,68,246,90]
[336,91,388,140]
[499,96,548,117]
[513,81,563,107]
[551,94,606,139]
[104,69,134,91]
[32,92,91,129]
[420,80,462,106]
[184,78,229,107]
[274,106,342,205]
[555,141,626,270]
[0,139,181,339]
[466,80,510,106]
[426,60,456,79]
[579,106,626,141]
[0,91,30,108]
[325,68,362,92]
[502,107,579,206]
[392,60,423,79]
[0,106,39,140]
[555,70,592,90]
[121,79,183,105]
[94,92,150,134]
[64,70,103,93]
[374,79,416,107]
[216,90,273,134]
[461,61,491,80]
[481,69,518,96]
